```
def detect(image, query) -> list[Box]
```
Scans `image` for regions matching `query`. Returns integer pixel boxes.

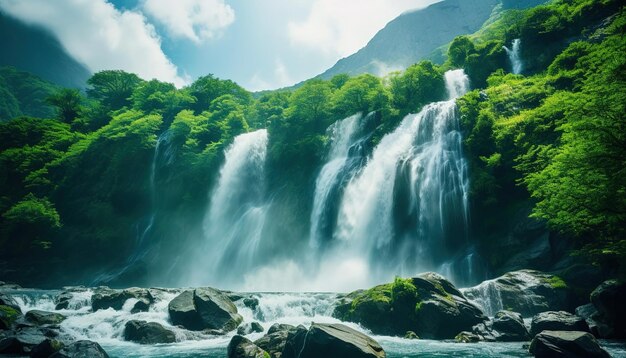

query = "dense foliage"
[0,0,624,284]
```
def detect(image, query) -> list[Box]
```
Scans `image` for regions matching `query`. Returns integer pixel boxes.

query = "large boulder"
[50,340,109,358]
[492,310,529,341]
[462,270,571,317]
[296,323,385,358]
[590,279,626,338]
[30,338,64,358]
[530,311,589,337]
[25,310,66,326]
[0,305,22,330]
[91,287,153,312]
[0,327,49,354]
[529,330,610,358]
[168,288,242,332]
[124,320,176,344]
[334,273,485,339]
[228,335,268,358]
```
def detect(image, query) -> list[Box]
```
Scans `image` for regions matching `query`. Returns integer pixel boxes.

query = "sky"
[0,0,439,91]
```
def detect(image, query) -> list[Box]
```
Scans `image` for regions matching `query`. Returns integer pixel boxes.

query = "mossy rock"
[0,304,22,329]
[334,273,486,338]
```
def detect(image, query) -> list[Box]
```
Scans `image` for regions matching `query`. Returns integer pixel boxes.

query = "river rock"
[91,287,153,312]
[0,293,21,313]
[492,310,529,341]
[0,305,22,330]
[590,279,626,338]
[255,324,307,358]
[243,297,259,311]
[455,331,481,343]
[530,311,589,336]
[462,270,571,317]
[228,335,268,358]
[55,291,74,310]
[25,310,66,326]
[334,272,485,339]
[30,338,64,358]
[267,323,295,335]
[168,288,242,332]
[124,320,176,344]
[50,340,110,358]
[237,322,264,335]
[529,330,610,358]
[0,327,49,354]
[296,323,385,358]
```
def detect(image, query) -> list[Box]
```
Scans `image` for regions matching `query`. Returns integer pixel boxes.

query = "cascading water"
[188,129,269,287]
[309,112,372,250]
[504,38,523,75]
[322,69,476,286]
[93,131,175,285]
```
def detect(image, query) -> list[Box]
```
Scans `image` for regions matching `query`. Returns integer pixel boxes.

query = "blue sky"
[0,0,437,91]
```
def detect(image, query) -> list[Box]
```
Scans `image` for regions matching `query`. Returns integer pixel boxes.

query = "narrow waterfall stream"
[93,131,175,285]
[504,38,523,75]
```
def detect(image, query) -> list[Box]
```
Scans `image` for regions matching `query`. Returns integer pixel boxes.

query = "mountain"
[0,12,91,88]
[317,0,546,79]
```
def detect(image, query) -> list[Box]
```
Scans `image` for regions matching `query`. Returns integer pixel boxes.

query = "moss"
[547,275,568,289]
[350,283,392,312]
[414,301,423,314]
[391,277,417,305]
[0,305,20,327]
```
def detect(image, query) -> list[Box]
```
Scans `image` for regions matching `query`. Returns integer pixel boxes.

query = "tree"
[331,74,389,118]
[131,80,195,120]
[87,70,143,110]
[188,75,251,114]
[389,61,445,116]
[46,88,82,123]
[1,193,60,252]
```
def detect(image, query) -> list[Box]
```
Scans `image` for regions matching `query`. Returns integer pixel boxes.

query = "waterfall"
[188,129,269,286]
[93,131,174,285]
[309,113,371,250]
[325,69,473,286]
[504,38,523,75]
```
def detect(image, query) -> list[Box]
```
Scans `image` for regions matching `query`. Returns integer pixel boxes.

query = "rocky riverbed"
[0,271,625,357]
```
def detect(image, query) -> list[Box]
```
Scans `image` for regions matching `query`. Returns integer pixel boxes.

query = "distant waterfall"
[504,38,523,75]
[309,113,372,250]
[189,129,269,286]
[327,69,474,286]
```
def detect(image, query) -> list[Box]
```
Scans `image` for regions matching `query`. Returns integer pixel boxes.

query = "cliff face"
[318,0,546,79]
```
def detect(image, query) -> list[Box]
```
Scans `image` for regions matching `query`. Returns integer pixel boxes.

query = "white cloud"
[0,0,187,86]
[288,0,439,58]
[142,0,235,43]
[248,58,294,91]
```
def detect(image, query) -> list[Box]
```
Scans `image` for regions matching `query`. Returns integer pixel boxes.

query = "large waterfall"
[309,112,372,250]
[317,69,476,287]
[187,129,269,286]
[182,71,481,291]
[504,38,523,75]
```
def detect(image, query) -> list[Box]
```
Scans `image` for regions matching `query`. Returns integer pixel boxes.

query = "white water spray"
[188,129,269,287]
